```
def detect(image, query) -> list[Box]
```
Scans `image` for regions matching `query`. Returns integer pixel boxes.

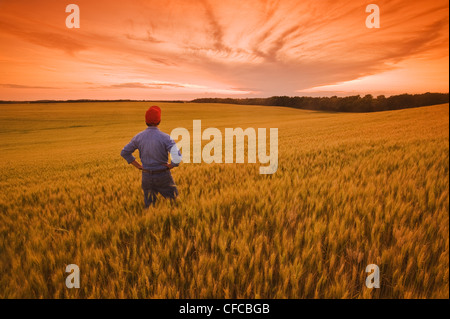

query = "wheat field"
[0,102,448,298]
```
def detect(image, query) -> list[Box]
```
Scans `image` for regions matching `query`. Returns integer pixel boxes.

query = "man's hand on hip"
[130,160,143,170]
[163,163,174,170]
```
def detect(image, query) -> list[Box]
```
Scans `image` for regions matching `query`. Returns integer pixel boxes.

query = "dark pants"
[142,170,178,207]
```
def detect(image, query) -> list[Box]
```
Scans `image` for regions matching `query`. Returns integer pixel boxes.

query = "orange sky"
[0,0,448,100]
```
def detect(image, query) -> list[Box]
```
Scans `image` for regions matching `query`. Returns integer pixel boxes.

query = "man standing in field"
[121,106,182,208]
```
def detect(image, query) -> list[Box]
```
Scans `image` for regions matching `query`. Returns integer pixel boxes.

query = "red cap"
[145,106,161,125]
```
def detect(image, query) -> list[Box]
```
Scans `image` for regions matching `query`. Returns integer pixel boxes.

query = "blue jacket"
[121,126,181,170]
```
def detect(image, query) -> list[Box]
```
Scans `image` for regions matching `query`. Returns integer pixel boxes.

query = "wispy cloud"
[0,19,89,55]
[98,82,185,89]
[0,83,61,89]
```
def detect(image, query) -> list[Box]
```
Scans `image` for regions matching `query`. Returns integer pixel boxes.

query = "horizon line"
[1,92,449,104]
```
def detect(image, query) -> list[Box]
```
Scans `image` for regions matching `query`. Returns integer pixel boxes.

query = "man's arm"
[121,138,142,170]
[165,136,182,169]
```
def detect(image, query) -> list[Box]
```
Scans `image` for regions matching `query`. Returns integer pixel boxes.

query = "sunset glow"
[0,0,448,100]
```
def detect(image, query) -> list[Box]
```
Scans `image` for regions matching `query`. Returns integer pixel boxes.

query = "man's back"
[121,126,178,171]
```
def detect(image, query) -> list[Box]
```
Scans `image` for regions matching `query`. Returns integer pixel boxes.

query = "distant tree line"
[191,93,449,112]
[1,93,448,111]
